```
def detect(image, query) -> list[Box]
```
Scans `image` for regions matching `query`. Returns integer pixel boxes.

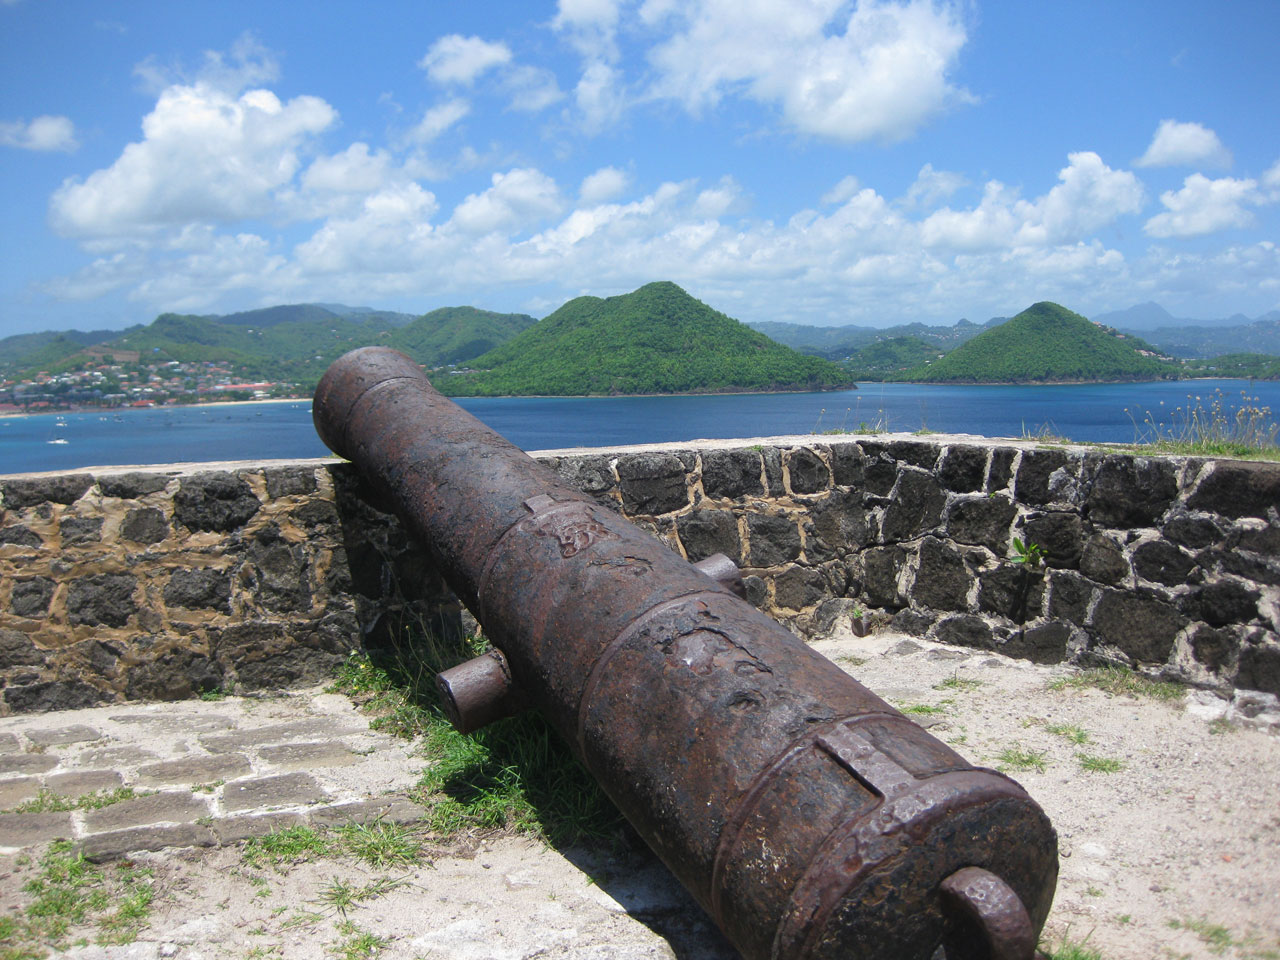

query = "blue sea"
[2,379,1278,476]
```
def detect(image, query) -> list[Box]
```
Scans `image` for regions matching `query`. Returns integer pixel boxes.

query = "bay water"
[2,379,1277,476]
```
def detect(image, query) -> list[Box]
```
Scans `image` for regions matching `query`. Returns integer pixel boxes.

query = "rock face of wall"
[2,435,1278,713]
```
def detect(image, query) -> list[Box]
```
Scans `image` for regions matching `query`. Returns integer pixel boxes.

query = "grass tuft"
[996,746,1048,773]
[1126,388,1279,461]
[1048,666,1183,701]
[1045,723,1091,745]
[5,787,149,815]
[242,825,335,869]
[1076,753,1124,773]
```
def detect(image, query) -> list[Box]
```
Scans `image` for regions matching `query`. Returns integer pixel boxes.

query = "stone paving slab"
[0,684,425,860]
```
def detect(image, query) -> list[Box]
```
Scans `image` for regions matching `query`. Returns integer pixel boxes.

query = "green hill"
[435,281,855,397]
[898,302,1179,383]
[843,336,945,379]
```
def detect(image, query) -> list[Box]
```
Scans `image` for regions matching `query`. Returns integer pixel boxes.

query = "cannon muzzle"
[314,346,1057,960]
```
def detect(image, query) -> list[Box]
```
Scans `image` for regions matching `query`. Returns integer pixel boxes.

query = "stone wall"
[2,434,1278,713]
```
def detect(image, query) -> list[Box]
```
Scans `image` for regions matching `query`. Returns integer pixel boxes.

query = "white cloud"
[573,61,627,132]
[0,115,78,152]
[921,153,1143,250]
[903,163,965,208]
[553,0,624,60]
[302,143,393,195]
[1143,173,1263,238]
[1262,158,1280,193]
[49,83,335,241]
[580,166,631,203]
[821,176,861,206]
[692,176,743,217]
[645,0,971,143]
[1136,119,1232,169]
[295,183,441,275]
[419,35,513,86]
[449,168,563,234]
[133,32,279,96]
[504,66,565,112]
[408,99,470,143]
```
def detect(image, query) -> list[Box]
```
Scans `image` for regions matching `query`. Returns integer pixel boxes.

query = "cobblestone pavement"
[0,687,425,860]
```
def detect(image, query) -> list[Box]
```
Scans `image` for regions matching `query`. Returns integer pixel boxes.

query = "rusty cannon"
[313,346,1058,960]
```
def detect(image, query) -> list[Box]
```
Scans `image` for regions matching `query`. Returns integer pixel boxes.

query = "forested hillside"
[898,302,1179,383]
[436,281,854,396]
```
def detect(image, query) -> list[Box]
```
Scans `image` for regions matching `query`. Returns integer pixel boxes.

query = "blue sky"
[2,0,1278,336]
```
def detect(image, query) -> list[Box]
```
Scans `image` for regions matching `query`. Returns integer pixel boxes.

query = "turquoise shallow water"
[2,379,1277,475]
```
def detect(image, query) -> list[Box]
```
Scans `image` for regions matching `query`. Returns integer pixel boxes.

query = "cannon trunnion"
[314,347,1057,960]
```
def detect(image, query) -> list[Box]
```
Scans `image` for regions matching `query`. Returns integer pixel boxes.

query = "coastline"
[0,396,310,420]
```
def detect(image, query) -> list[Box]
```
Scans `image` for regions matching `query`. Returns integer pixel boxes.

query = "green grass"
[328,624,625,848]
[1040,935,1105,960]
[900,702,949,716]
[996,746,1049,773]
[330,920,389,960]
[4,787,149,815]
[1076,753,1125,773]
[1046,723,1091,744]
[315,877,406,917]
[0,839,155,957]
[336,822,421,868]
[934,674,983,692]
[241,825,336,869]
[1127,388,1280,462]
[1048,665,1184,701]
[1168,917,1236,954]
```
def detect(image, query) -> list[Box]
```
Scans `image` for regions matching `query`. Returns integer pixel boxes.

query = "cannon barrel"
[314,347,1057,960]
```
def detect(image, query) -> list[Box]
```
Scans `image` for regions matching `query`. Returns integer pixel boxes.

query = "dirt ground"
[4,629,1279,960]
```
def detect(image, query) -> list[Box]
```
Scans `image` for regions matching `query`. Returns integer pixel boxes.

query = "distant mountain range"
[747,316,1006,360]
[435,281,853,396]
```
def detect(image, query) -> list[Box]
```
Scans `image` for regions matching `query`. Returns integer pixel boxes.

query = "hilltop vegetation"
[749,316,1000,360]
[894,302,1179,383]
[436,281,854,396]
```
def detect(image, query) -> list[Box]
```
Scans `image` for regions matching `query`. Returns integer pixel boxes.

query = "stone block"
[10,577,55,619]
[986,448,1016,491]
[1021,512,1083,568]
[265,466,318,499]
[0,627,45,665]
[1189,625,1235,673]
[59,516,103,545]
[785,447,830,494]
[762,447,783,495]
[0,733,18,754]
[199,718,358,754]
[888,440,940,470]
[1180,581,1260,627]
[0,475,93,509]
[1162,513,1223,549]
[879,469,946,542]
[946,496,1016,551]
[80,822,216,862]
[98,472,171,499]
[862,546,906,608]
[79,746,159,767]
[1090,589,1186,664]
[82,791,210,833]
[807,489,868,560]
[1085,455,1177,527]
[1004,621,1072,664]
[862,455,899,497]
[1236,635,1280,695]
[0,524,43,548]
[828,443,866,487]
[1080,533,1128,585]
[136,754,251,787]
[66,573,138,628]
[1132,540,1195,586]
[554,455,617,497]
[163,567,232,612]
[211,811,306,844]
[1014,450,1069,505]
[773,567,826,611]
[222,772,327,811]
[744,514,801,567]
[173,472,261,532]
[742,575,767,608]
[25,724,101,747]
[1186,461,1280,520]
[247,528,312,613]
[1047,571,1094,623]
[45,770,123,797]
[675,509,741,564]
[0,776,40,807]
[125,651,222,702]
[292,499,340,529]
[934,615,993,649]
[616,454,689,515]
[938,446,987,492]
[121,506,167,544]
[891,609,934,636]
[4,680,105,713]
[309,796,424,827]
[978,565,1044,624]
[911,537,972,612]
[0,811,74,847]
[259,741,358,770]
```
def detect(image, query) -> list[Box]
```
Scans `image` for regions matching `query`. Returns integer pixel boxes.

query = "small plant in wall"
[1010,537,1046,568]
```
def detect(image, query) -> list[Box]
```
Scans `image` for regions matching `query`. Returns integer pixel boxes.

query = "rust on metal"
[314,346,1058,960]
[435,648,526,734]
